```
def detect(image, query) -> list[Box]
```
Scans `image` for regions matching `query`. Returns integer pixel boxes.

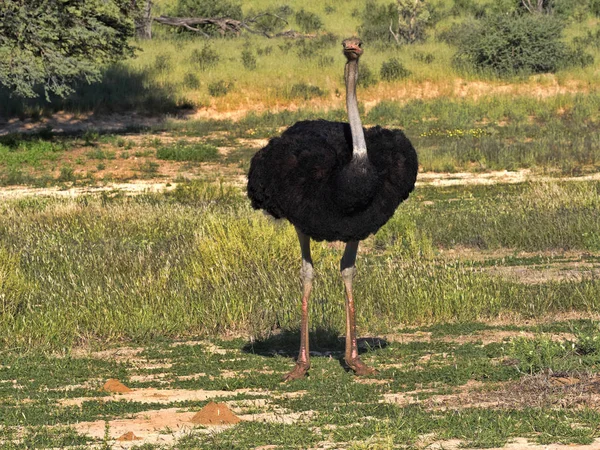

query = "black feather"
[247,120,418,242]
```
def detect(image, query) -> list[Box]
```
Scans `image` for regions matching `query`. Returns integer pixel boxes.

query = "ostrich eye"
[358,42,362,47]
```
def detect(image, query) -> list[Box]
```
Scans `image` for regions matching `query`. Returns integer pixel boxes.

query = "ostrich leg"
[283,227,314,381]
[340,242,378,375]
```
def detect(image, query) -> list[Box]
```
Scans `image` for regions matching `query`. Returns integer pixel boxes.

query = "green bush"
[294,9,323,33]
[208,80,233,97]
[154,54,172,73]
[191,45,220,71]
[454,14,592,76]
[288,83,325,100]
[359,1,399,43]
[241,50,257,70]
[358,64,378,88]
[380,58,411,81]
[591,0,600,16]
[183,73,200,89]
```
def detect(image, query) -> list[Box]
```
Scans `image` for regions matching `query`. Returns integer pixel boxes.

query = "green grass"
[156,140,219,162]
[1,0,599,118]
[0,179,599,350]
[3,328,600,448]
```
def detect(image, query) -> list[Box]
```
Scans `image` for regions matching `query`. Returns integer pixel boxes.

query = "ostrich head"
[342,38,363,61]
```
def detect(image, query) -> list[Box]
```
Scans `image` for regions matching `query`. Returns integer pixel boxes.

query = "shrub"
[380,58,411,81]
[288,83,325,100]
[191,45,220,71]
[241,50,257,70]
[57,166,76,182]
[359,1,398,43]
[208,80,233,97]
[360,0,432,44]
[154,54,172,73]
[294,9,323,33]
[247,6,291,35]
[317,55,335,68]
[591,0,600,16]
[183,73,200,89]
[413,51,435,64]
[358,64,378,88]
[454,14,591,76]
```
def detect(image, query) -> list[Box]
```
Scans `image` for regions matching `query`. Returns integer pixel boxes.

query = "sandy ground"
[1,169,599,200]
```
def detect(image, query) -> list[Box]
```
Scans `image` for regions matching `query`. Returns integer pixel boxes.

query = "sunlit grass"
[0,180,599,350]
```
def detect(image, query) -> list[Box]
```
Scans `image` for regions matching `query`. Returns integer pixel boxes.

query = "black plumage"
[247,120,418,242]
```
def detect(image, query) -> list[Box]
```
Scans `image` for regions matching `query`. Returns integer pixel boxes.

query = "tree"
[0,0,137,99]
[359,0,432,45]
[392,0,431,44]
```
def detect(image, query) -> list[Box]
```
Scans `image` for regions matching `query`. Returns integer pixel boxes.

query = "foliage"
[380,57,411,81]
[246,5,292,35]
[173,0,242,19]
[156,141,219,162]
[208,80,233,97]
[191,45,220,71]
[0,0,137,99]
[241,50,258,70]
[359,1,400,43]
[294,9,323,33]
[171,0,242,35]
[287,83,325,100]
[454,13,592,76]
[394,0,432,43]
[358,64,378,88]
[360,0,432,44]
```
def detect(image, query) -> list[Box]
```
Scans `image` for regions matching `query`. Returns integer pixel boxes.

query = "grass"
[1,1,599,118]
[0,179,599,350]
[2,92,599,186]
[3,326,600,448]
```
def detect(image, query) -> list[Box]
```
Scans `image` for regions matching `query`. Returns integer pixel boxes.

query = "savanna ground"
[2,0,600,448]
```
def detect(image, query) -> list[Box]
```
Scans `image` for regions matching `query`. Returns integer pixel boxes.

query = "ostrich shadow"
[242,326,388,373]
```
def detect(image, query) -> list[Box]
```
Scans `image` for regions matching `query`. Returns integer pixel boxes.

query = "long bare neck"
[345,59,367,158]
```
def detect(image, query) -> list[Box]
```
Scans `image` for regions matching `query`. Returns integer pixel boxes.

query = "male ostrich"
[247,38,418,380]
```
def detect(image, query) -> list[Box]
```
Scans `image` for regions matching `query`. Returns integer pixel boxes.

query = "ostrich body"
[247,38,418,380]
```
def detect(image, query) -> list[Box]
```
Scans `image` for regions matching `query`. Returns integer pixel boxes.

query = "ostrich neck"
[345,59,367,158]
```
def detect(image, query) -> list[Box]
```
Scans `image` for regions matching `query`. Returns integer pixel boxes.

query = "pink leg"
[283,228,313,381]
[341,241,378,376]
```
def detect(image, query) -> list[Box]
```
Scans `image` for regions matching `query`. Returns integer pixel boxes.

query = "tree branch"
[154,14,287,38]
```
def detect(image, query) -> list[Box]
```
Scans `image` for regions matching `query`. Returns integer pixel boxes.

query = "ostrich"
[247,37,418,380]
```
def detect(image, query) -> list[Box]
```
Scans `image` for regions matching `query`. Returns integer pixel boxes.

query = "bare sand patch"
[60,387,267,407]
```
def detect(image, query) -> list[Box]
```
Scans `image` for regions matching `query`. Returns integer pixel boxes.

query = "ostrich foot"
[282,363,310,381]
[345,358,378,376]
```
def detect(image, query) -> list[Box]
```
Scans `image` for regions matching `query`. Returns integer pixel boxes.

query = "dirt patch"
[190,401,240,425]
[417,169,600,187]
[103,378,131,393]
[384,374,600,412]
[70,395,309,447]
[485,262,600,284]
[117,431,142,441]
[60,387,267,407]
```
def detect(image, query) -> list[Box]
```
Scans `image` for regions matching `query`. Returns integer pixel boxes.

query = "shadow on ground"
[0,63,194,126]
[242,328,388,358]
